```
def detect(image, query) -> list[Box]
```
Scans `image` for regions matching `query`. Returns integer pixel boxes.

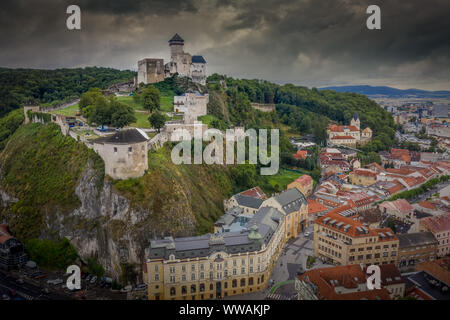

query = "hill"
[0,67,136,117]
[319,85,450,99]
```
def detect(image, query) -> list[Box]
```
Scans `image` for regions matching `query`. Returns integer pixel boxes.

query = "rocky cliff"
[0,123,233,281]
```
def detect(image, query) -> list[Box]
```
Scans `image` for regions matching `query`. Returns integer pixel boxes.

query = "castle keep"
[137,34,207,86]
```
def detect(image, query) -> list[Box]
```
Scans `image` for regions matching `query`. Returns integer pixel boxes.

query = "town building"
[262,188,309,240]
[173,91,209,123]
[307,199,329,225]
[327,112,372,147]
[296,264,392,300]
[223,193,265,215]
[419,213,450,257]
[92,128,149,180]
[378,199,415,222]
[397,232,438,272]
[0,225,28,270]
[287,175,314,197]
[143,206,285,300]
[348,169,378,186]
[314,209,399,267]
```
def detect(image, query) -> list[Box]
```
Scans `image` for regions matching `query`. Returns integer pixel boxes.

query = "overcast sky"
[1,0,449,90]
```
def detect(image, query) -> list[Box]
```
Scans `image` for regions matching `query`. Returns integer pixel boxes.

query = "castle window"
[114,147,117,153]
[128,147,133,152]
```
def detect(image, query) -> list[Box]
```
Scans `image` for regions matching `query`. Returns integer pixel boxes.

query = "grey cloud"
[0,0,449,90]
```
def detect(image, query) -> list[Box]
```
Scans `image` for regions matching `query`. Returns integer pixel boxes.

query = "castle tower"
[169,33,185,60]
[350,111,360,130]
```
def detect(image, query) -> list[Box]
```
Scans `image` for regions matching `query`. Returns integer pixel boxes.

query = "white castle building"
[137,34,207,86]
[174,91,209,123]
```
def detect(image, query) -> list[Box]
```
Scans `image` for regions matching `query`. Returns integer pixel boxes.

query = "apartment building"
[143,206,285,300]
[396,232,438,271]
[314,209,399,267]
[263,188,308,240]
[419,213,450,257]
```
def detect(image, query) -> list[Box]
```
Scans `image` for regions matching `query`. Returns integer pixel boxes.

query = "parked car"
[86,274,92,282]
[47,278,64,286]
[134,283,147,291]
[96,125,108,132]
[304,231,311,237]
[120,285,132,293]
[90,276,97,284]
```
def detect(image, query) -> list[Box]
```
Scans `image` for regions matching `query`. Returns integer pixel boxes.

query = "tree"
[149,112,166,132]
[110,99,136,128]
[142,85,161,113]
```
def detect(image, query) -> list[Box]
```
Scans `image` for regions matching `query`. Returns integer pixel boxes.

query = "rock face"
[0,124,229,283]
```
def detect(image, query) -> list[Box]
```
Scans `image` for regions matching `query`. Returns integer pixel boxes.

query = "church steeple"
[351,111,360,129]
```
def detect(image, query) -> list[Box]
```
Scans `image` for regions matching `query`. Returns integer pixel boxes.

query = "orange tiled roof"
[417,201,437,210]
[292,175,313,187]
[316,208,397,240]
[293,150,308,160]
[329,125,359,132]
[352,169,378,178]
[308,199,329,215]
[240,186,266,199]
[420,213,450,234]
[298,265,392,300]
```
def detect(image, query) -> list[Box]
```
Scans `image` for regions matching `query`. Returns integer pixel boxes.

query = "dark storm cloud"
[0,0,449,90]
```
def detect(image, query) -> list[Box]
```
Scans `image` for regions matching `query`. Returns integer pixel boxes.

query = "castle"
[137,34,207,86]
[327,112,372,147]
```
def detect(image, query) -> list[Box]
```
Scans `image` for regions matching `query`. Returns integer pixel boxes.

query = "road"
[0,271,69,300]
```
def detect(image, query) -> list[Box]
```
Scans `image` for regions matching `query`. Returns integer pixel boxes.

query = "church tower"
[351,111,360,130]
[169,33,184,60]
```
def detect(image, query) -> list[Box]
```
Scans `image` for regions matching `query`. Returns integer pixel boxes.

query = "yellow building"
[314,208,399,267]
[287,175,314,197]
[143,207,285,300]
[348,169,378,186]
[262,188,309,240]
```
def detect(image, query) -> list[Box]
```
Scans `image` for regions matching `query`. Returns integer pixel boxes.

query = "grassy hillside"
[0,123,104,241]
[113,145,235,235]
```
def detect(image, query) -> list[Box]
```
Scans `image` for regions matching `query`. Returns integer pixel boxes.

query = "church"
[327,112,372,147]
[137,34,207,86]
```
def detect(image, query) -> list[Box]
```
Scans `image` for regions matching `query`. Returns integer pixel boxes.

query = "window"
[182,265,186,272]
[200,283,205,292]
[191,285,196,293]
[182,275,186,281]
[182,286,187,294]
[233,269,237,275]
[154,274,159,281]
[170,267,175,273]
[232,280,237,288]
[249,277,254,286]
[241,267,245,274]
[128,147,133,152]
[170,276,175,283]
[191,265,195,271]
[170,287,176,296]
[200,264,204,271]
[114,147,117,153]
[240,279,246,287]
[191,274,195,281]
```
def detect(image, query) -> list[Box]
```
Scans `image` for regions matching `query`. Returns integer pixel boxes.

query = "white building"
[173,92,209,123]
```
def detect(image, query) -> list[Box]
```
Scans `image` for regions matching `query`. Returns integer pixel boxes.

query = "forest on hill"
[0,67,135,117]
[207,74,397,153]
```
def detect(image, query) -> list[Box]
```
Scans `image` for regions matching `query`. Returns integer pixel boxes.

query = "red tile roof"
[352,169,378,178]
[293,150,308,160]
[329,125,359,132]
[292,175,313,187]
[379,199,414,214]
[240,186,266,199]
[298,265,392,300]
[308,199,329,215]
[420,213,450,234]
